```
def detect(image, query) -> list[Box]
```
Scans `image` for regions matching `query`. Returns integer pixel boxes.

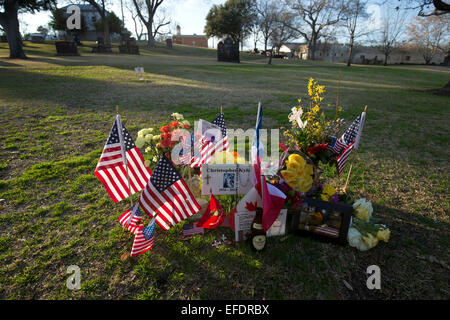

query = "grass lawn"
[0,41,449,300]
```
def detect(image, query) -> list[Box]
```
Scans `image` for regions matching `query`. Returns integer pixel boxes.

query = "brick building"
[172,25,208,48]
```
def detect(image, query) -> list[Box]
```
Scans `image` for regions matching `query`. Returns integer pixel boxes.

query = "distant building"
[172,25,208,48]
[58,4,121,42]
[280,42,446,65]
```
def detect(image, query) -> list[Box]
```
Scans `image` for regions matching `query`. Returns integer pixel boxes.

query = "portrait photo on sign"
[223,173,235,189]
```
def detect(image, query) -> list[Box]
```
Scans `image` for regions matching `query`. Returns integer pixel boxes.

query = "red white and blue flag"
[130,218,156,257]
[191,113,229,168]
[95,115,152,203]
[139,154,201,230]
[327,112,366,176]
[118,203,144,235]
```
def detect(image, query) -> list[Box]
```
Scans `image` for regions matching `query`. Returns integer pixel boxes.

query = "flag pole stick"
[117,106,134,208]
[343,105,367,194]
[336,70,341,119]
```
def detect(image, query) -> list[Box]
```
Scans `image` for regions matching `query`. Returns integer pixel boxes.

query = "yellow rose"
[321,193,330,201]
[281,169,297,182]
[286,160,302,171]
[145,134,154,142]
[297,175,313,193]
[355,206,371,222]
[152,135,161,141]
[362,233,378,249]
[288,154,306,169]
[377,228,390,243]
[303,164,313,177]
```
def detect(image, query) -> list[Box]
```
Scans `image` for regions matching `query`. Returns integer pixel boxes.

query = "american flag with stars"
[139,154,201,231]
[118,203,144,235]
[328,112,366,176]
[191,113,229,168]
[130,218,156,257]
[95,115,152,203]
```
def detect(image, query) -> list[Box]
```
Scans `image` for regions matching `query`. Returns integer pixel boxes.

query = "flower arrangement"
[135,113,191,169]
[347,198,390,251]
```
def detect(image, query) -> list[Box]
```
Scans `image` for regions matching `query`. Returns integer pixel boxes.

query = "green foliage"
[95,11,126,35]
[204,0,256,41]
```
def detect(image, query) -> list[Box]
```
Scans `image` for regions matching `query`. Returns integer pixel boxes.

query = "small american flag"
[95,115,152,203]
[328,113,366,176]
[191,113,229,168]
[130,218,156,257]
[183,223,205,236]
[139,154,201,230]
[118,204,144,235]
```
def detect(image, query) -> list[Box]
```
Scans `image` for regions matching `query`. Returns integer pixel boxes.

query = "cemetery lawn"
[0,41,449,300]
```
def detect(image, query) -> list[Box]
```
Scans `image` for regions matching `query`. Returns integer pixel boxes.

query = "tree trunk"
[384,53,388,66]
[0,0,26,59]
[442,48,449,66]
[103,14,111,46]
[268,49,273,65]
[146,24,155,47]
[347,36,354,67]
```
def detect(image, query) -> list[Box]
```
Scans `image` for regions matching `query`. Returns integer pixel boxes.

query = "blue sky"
[19,0,410,49]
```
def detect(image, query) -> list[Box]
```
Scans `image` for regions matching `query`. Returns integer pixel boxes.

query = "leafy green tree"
[94,11,126,35]
[0,0,56,59]
[204,0,256,45]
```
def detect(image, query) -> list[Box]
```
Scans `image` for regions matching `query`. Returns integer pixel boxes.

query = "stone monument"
[217,37,240,63]
[55,41,80,56]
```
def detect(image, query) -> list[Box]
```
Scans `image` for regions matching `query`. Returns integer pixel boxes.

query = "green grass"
[0,41,449,300]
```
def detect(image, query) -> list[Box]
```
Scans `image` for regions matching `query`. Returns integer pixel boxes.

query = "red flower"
[170,121,180,128]
[279,142,288,152]
[183,124,190,129]
[160,125,171,133]
[308,143,329,155]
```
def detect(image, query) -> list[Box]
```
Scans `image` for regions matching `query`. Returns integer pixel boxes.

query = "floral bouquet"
[347,198,391,251]
[135,112,191,170]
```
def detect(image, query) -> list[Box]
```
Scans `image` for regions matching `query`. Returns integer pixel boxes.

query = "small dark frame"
[290,198,352,245]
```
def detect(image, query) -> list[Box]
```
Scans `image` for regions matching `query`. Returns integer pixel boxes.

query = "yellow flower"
[355,206,371,222]
[377,228,390,242]
[152,135,161,141]
[362,233,379,249]
[145,134,154,142]
[297,175,313,192]
[288,154,306,168]
[322,184,336,197]
[321,193,330,202]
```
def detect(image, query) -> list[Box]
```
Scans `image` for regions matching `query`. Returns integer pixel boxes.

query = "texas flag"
[196,195,225,229]
[228,180,286,232]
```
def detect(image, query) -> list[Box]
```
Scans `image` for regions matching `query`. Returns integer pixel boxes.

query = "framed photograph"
[233,209,288,242]
[201,164,254,195]
[290,198,352,245]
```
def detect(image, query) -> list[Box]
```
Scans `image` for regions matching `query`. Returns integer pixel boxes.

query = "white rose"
[353,198,373,219]
[347,227,370,251]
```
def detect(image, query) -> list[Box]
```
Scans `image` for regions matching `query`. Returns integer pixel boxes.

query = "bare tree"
[343,0,370,66]
[282,0,346,60]
[125,0,144,40]
[131,0,170,47]
[377,4,408,65]
[408,15,449,64]
[255,0,278,52]
[397,0,450,16]
[268,8,298,64]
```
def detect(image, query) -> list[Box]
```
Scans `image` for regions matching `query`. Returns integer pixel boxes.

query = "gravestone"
[31,35,45,43]
[119,37,140,55]
[217,37,240,63]
[166,38,173,49]
[92,37,112,53]
[55,41,80,56]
